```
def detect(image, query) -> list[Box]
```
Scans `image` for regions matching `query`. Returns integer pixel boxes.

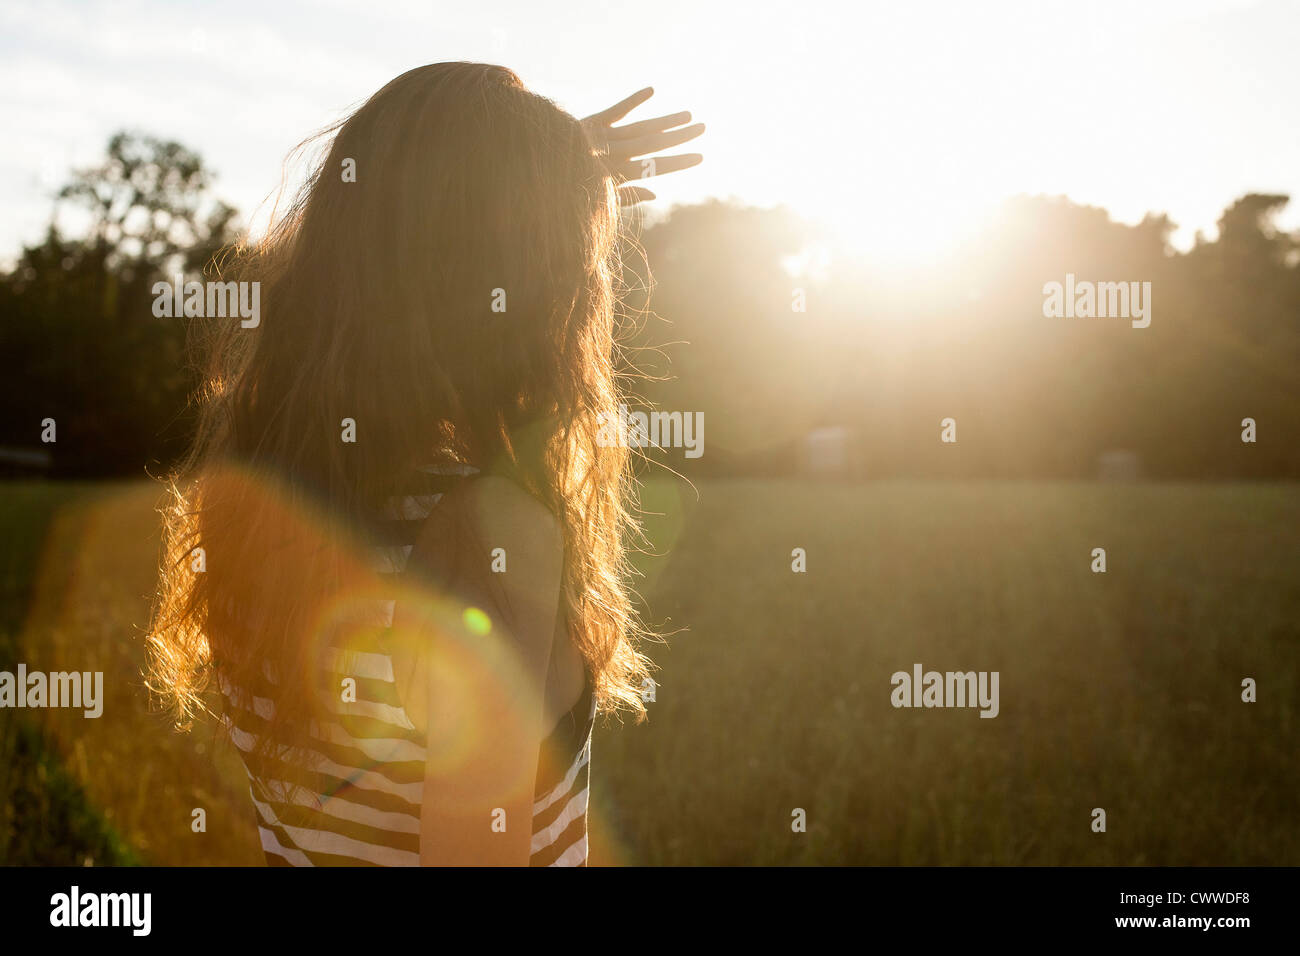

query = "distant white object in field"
[803,425,850,477]
[1097,449,1140,481]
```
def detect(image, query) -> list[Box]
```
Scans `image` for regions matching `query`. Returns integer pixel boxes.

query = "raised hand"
[582,88,705,206]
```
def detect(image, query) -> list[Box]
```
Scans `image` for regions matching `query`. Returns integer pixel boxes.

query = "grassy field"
[2,479,1297,865]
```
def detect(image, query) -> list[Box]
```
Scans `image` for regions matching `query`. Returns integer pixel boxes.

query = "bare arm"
[392,476,564,865]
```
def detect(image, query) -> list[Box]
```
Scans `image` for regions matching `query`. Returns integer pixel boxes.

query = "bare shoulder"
[437,476,562,567]
[410,474,563,644]
[466,476,561,548]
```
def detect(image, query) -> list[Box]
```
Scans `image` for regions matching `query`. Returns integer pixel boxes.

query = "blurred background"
[1,0,1297,864]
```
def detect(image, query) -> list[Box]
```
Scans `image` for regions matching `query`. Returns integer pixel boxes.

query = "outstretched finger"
[615,152,704,181]
[581,87,654,127]
[614,123,706,159]
[617,185,657,207]
[608,111,693,140]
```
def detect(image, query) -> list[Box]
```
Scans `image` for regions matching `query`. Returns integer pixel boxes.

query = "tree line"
[3,133,1297,479]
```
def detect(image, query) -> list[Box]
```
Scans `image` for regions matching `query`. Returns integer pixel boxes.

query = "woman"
[146,62,703,866]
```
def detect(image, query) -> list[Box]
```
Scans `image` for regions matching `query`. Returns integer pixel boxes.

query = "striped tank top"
[217,463,597,866]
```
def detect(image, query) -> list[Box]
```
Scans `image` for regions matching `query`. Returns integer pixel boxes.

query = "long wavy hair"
[146,62,653,764]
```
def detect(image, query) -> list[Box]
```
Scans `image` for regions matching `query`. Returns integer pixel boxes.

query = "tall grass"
[2,480,1296,865]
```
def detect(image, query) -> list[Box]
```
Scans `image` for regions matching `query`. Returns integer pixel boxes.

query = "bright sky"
[2,0,1298,265]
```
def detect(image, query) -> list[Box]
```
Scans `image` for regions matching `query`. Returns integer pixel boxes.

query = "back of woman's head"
[148,63,649,758]
[247,62,619,496]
